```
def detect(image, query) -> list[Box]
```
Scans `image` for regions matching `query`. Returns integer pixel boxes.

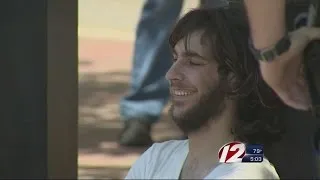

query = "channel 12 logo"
[218,141,263,163]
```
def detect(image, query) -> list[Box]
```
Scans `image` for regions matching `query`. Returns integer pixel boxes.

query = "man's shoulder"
[151,139,188,153]
[125,140,188,179]
[136,139,188,164]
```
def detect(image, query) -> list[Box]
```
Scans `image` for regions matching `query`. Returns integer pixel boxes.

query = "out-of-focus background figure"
[118,0,185,147]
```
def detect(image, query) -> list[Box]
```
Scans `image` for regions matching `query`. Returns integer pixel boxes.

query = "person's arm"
[243,0,317,110]
[244,0,286,49]
[244,0,288,90]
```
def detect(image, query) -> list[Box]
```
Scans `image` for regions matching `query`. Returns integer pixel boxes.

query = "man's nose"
[165,62,184,81]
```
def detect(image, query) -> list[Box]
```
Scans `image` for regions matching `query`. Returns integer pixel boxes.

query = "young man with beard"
[125,3,320,179]
[126,7,284,179]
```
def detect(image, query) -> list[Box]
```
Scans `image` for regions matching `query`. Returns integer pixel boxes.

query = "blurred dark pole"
[0,0,78,178]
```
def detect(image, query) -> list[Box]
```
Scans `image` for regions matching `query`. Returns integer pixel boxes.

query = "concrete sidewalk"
[78,0,198,178]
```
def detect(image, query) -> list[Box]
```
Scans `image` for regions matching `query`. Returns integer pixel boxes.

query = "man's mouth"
[171,89,196,96]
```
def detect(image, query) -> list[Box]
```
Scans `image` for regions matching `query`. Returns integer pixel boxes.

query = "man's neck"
[187,107,236,169]
[180,115,235,179]
[179,101,237,179]
[187,122,234,165]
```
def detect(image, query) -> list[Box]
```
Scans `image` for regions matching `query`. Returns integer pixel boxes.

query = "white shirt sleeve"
[125,144,157,179]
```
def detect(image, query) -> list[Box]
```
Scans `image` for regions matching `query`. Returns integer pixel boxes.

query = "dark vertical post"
[47,0,78,179]
[0,0,78,178]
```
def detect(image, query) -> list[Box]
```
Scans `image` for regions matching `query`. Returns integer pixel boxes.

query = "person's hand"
[259,27,320,111]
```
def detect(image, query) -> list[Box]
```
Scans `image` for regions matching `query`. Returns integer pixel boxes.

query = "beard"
[169,83,226,135]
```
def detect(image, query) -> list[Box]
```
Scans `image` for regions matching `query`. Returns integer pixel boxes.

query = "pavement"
[78,0,198,179]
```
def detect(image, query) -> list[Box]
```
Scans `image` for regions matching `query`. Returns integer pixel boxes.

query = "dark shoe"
[119,119,153,147]
[180,136,188,140]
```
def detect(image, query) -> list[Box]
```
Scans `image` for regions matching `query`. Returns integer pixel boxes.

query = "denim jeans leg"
[120,0,183,123]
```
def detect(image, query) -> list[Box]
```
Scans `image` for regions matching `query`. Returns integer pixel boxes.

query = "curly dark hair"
[169,6,286,146]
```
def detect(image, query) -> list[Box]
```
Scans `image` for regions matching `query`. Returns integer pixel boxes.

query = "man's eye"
[189,60,202,66]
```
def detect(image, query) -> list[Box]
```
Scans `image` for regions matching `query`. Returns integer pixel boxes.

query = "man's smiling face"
[166,30,227,134]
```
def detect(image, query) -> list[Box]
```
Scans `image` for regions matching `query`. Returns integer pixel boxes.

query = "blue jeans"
[120,0,183,123]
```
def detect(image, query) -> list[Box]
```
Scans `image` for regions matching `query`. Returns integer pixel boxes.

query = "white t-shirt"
[125,140,279,179]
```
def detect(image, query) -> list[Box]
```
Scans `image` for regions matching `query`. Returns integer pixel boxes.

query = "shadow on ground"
[79,71,129,107]
[79,165,130,179]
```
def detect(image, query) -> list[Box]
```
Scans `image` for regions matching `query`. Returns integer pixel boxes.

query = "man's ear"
[218,64,243,98]
[226,73,239,94]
